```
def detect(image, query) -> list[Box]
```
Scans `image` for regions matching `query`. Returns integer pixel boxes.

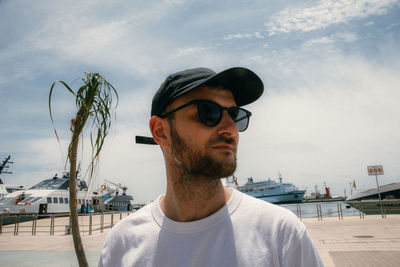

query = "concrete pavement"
[0,214,399,266]
[304,215,400,266]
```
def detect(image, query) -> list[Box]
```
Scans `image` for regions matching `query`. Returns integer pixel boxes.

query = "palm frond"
[49,72,118,179]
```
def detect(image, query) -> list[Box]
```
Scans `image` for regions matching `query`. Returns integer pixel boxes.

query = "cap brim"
[203,67,264,106]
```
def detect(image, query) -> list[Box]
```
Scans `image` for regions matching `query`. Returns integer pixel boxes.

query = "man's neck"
[160,173,232,222]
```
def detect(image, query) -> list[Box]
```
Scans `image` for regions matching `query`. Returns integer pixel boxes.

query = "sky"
[0,0,399,203]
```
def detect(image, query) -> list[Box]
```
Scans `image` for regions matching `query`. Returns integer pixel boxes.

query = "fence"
[280,200,400,220]
[2,200,400,235]
[281,202,357,221]
[0,211,132,236]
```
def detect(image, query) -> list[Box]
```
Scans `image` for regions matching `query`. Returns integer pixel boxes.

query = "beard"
[169,121,237,181]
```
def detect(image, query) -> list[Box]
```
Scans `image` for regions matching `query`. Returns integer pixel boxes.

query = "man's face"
[166,86,239,179]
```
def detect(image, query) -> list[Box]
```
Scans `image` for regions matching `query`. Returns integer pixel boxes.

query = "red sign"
[367,165,384,176]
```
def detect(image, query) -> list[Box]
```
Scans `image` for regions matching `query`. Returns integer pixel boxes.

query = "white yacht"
[345,182,400,214]
[0,172,96,214]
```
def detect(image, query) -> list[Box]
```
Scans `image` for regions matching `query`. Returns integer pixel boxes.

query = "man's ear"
[149,116,170,149]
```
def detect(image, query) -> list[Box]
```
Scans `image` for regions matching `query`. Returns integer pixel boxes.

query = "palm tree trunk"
[69,115,89,267]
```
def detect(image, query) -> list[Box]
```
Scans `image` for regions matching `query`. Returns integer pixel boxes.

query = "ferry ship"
[238,174,306,204]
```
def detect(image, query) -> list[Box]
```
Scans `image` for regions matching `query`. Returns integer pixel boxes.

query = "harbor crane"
[0,155,13,184]
[104,179,128,195]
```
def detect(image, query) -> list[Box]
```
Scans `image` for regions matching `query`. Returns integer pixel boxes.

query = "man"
[99,67,324,267]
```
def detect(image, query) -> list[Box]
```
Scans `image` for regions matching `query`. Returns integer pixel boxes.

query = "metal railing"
[281,200,400,220]
[1,200,399,236]
[0,211,133,236]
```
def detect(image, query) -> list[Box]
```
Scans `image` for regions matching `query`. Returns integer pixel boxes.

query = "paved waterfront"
[0,214,399,266]
[304,215,400,266]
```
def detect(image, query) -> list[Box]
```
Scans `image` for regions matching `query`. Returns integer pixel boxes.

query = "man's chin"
[214,159,237,178]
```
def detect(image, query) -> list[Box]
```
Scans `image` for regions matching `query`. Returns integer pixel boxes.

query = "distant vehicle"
[238,174,306,204]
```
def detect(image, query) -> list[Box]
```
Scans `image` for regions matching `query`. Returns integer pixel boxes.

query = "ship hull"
[346,182,400,201]
[247,190,306,204]
[345,199,400,215]
[239,176,306,204]
[344,182,400,214]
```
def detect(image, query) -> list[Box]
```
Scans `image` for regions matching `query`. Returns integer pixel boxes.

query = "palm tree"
[49,72,118,267]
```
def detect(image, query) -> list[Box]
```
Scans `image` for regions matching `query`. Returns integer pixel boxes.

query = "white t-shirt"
[99,189,324,267]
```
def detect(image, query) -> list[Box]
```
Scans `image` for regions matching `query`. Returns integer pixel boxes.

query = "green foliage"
[49,72,119,178]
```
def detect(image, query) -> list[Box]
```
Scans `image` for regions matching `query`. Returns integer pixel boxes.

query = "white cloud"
[266,0,398,35]
[254,32,264,39]
[15,1,192,79]
[235,51,400,196]
[300,32,357,49]
[303,36,335,47]
[171,46,209,58]
[223,32,265,41]
[223,33,253,40]
[333,32,358,42]
[2,0,399,202]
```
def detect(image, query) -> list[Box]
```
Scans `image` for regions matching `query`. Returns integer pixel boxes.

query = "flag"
[353,179,356,189]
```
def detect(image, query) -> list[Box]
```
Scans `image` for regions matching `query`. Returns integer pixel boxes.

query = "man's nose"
[217,111,239,137]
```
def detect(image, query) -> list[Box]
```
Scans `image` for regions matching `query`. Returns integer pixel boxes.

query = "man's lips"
[212,143,235,152]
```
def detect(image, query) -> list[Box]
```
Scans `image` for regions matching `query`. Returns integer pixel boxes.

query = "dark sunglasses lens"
[228,108,249,132]
[197,101,222,126]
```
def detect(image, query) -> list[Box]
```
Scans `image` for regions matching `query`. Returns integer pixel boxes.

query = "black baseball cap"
[151,67,264,116]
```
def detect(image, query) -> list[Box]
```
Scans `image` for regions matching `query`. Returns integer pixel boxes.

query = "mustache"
[209,135,237,146]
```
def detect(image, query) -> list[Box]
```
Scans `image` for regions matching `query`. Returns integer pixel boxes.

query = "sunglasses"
[160,99,252,132]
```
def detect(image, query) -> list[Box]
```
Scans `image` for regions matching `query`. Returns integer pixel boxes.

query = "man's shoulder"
[99,201,161,266]
[107,201,156,237]
[234,191,321,263]
[237,190,297,215]
[235,190,305,232]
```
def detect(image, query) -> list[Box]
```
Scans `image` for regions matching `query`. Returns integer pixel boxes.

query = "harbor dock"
[305,214,400,266]
[0,214,399,266]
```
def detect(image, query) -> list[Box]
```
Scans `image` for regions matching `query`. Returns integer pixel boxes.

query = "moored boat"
[238,174,306,204]
[0,171,134,225]
[345,182,400,214]
[92,179,134,212]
